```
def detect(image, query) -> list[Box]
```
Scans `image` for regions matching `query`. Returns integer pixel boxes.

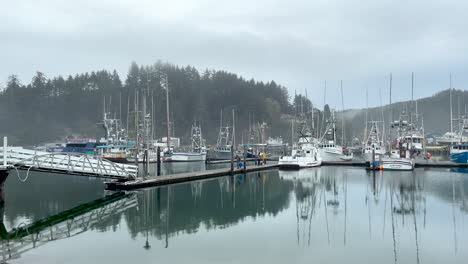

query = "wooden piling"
[230,145,234,175]
[157,147,161,176]
[243,145,247,173]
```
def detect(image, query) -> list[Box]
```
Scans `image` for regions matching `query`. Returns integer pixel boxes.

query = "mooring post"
[243,145,247,173]
[144,149,149,178]
[230,145,234,175]
[157,147,161,176]
[372,148,375,170]
[3,137,6,167]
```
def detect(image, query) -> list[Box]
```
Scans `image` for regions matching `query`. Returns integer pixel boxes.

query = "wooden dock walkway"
[106,164,279,190]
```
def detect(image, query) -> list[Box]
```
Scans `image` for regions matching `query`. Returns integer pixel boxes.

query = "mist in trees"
[0,62,292,146]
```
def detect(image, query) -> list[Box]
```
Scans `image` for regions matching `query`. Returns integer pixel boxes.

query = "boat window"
[306,151,310,154]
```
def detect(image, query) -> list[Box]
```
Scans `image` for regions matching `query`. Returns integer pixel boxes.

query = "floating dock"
[106,164,278,190]
[322,160,468,168]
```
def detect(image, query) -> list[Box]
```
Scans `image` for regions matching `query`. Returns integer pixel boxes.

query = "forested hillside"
[0,61,462,146]
[0,62,297,145]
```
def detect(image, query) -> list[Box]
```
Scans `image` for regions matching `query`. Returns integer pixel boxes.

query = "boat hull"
[278,156,322,170]
[207,150,232,160]
[381,158,415,170]
[170,152,207,162]
[318,149,353,162]
[450,152,468,163]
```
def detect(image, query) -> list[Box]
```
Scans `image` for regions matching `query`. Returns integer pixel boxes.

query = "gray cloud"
[2,0,468,109]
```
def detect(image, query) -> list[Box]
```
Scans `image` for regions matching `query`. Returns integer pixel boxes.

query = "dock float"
[322,161,366,166]
[321,161,468,168]
[106,164,279,190]
[415,162,468,168]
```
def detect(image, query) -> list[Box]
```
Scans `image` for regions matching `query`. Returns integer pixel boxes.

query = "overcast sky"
[2,0,468,109]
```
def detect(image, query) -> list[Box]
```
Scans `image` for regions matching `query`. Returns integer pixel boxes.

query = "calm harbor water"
[2,164,468,264]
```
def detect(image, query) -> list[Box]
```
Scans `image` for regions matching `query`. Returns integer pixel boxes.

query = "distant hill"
[341,89,467,141]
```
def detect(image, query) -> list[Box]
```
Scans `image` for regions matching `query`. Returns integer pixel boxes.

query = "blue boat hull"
[450,152,468,163]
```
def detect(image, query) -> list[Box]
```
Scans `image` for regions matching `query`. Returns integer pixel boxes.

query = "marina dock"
[106,164,278,190]
[322,160,468,168]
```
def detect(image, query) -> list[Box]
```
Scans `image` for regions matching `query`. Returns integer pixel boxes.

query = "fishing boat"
[98,108,130,163]
[362,121,386,162]
[449,115,468,163]
[279,110,322,171]
[208,110,235,160]
[380,112,416,170]
[317,112,353,162]
[380,150,415,170]
[171,125,207,162]
[279,130,322,169]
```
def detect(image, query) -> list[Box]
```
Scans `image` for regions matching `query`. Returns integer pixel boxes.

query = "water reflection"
[0,192,137,263]
[1,167,468,263]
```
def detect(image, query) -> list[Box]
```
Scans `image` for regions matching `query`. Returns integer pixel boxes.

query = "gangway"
[0,138,137,180]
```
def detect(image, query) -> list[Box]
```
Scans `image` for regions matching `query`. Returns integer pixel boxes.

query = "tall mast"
[319,81,327,138]
[119,92,122,123]
[126,94,130,138]
[151,90,155,140]
[341,80,345,146]
[166,76,170,149]
[232,109,235,147]
[450,74,453,143]
[364,88,368,145]
[379,86,385,146]
[160,73,170,149]
[389,73,393,145]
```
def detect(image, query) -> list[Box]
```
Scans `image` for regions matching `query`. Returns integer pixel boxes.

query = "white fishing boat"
[171,125,207,162]
[362,121,386,162]
[279,127,322,169]
[375,74,418,171]
[317,112,353,162]
[380,150,415,170]
[208,110,235,160]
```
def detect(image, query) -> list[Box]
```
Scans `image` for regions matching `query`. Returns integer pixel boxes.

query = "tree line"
[1,61,329,146]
